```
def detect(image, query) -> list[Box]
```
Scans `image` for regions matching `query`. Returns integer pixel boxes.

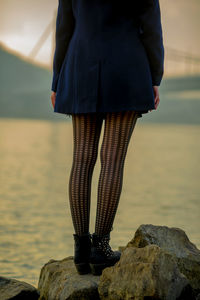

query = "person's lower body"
[68,110,139,274]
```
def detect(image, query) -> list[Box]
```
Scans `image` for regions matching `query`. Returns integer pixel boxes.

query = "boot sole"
[89,262,113,276]
[74,262,91,275]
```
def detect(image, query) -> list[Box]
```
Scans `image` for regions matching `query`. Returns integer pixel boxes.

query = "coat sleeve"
[138,0,164,86]
[51,0,75,92]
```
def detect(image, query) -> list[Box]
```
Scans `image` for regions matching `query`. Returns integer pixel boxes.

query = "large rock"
[98,244,195,300]
[126,224,200,295]
[38,224,200,300]
[38,256,100,300]
[0,276,39,300]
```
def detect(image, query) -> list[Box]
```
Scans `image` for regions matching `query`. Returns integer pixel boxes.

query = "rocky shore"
[1,224,200,300]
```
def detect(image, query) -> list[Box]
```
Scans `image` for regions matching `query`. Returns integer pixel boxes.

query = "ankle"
[94,226,114,237]
[73,232,91,237]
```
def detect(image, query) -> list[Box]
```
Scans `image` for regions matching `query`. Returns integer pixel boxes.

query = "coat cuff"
[51,73,59,92]
[151,73,163,86]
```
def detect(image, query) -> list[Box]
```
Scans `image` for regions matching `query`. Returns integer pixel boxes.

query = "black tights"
[69,111,139,237]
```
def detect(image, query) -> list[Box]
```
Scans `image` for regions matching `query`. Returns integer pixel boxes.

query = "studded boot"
[73,232,92,275]
[89,232,121,275]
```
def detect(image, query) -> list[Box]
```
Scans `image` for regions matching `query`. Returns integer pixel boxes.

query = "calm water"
[0,118,199,287]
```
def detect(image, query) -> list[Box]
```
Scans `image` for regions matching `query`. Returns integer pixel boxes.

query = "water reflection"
[0,118,199,287]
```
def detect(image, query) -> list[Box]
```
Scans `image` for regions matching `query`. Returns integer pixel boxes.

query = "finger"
[155,96,160,109]
[51,96,55,108]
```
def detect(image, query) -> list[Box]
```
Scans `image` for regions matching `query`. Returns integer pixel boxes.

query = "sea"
[0,117,199,287]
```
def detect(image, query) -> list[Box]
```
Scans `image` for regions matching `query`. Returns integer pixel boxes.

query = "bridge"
[28,10,200,77]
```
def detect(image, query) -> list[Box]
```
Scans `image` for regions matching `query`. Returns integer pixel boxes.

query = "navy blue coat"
[51,0,164,118]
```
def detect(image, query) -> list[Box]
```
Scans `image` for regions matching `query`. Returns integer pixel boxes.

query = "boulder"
[38,224,200,300]
[38,256,100,300]
[126,224,200,295]
[98,244,195,300]
[0,276,39,300]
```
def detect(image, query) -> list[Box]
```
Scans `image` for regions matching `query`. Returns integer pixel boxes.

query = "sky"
[0,0,200,69]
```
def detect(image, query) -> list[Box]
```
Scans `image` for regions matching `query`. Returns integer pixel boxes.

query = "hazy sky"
[0,0,200,66]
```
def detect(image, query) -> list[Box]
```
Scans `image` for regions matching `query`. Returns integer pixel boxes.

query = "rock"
[37,256,100,300]
[126,224,200,295]
[98,244,195,300]
[196,293,200,300]
[38,224,200,300]
[0,276,39,300]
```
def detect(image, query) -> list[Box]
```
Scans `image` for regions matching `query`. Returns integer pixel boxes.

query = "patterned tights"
[68,111,139,237]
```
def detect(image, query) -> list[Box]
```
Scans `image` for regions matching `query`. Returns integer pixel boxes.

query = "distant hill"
[0,45,200,124]
[0,45,64,120]
[152,74,200,124]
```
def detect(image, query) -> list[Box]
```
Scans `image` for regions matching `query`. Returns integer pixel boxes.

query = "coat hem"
[53,104,155,119]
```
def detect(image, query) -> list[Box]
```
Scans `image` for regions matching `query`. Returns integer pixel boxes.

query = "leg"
[69,112,104,236]
[95,110,139,236]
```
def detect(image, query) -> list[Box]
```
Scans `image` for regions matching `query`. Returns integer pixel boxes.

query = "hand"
[51,91,56,109]
[149,86,160,112]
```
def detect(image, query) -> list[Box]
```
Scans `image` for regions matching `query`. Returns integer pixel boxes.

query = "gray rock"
[38,256,100,300]
[126,224,200,295]
[0,276,39,300]
[98,244,194,300]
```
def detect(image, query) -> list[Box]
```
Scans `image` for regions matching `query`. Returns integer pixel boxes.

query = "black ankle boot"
[89,232,121,275]
[73,232,92,275]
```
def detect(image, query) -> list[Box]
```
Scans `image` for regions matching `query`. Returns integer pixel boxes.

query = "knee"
[74,150,98,167]
[100,148,122,166]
